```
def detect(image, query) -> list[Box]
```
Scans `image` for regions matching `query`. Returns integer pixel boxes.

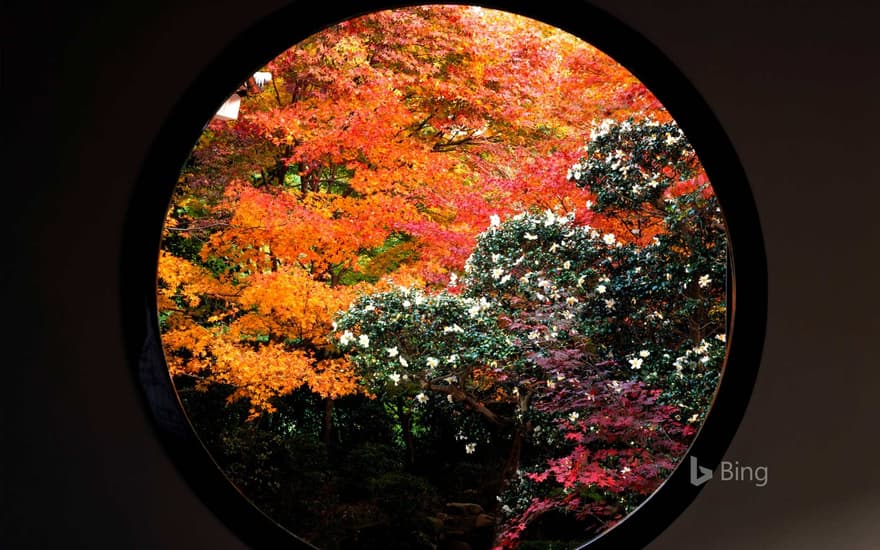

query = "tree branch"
[425,382,510,426]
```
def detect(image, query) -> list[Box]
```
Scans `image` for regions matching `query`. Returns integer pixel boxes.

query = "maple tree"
[159,6,668,416]
[157,5,727,548]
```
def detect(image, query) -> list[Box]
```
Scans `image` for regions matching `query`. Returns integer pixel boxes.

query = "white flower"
[562,311,575,320]
[546,379,556,389]
[576,275,586,287]
[694,340,710,354]
[447,394,454,403]
[446,354,458,364]
[586,200,593,210]
[688,413,700,423]
[388,373,401,385]
[386,346,399,357]
[604,298,616,310]
[415,392,429,404]
[566,296,578,305]
[715,334,727,343]
[414,294,426,306]
[537,279,552,290]
[339,330,355,346]
[399,356,409,367]
[512,386,519,396]
[629,357,643,369]
[364,303,376,312]
[524,232,538,241]
[568,412,579,422]
[596,285,607,294]
[500,274,511,284]
[548,243,559,253]
[491,253,502,263]
[665,272,673,281]
[528,330,540,341]
[465,443,477,454]
[563,260,571,269]
[490,214,501,227]
[402,300,411,308]
[449,272,458,286]
[639,349,650,358]
[358,334,370,348]
[621,466,631,475]
[603,233,616,246]
[501,505,512,515]
[543,210,557,226]
[426,357,440,368]
[699,274,712,288]
[491,267,504,279]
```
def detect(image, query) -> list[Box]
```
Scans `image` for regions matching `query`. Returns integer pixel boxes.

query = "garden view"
[157,6,728,549]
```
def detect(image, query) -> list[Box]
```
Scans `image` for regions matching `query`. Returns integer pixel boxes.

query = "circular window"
[123,3,766,549]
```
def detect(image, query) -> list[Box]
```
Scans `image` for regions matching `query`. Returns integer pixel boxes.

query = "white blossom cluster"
[670,337,726,377]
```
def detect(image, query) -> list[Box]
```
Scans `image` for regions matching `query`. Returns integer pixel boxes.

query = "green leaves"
[332,287,516,400]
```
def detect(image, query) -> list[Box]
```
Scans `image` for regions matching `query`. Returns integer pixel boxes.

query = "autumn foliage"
[158,5,725,548]
[159,6,669,415]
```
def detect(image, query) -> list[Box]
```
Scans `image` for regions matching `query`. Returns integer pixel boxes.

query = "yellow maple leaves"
[159,227,368,416]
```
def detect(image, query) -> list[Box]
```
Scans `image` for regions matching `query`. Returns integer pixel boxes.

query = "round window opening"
[136,3,766,549]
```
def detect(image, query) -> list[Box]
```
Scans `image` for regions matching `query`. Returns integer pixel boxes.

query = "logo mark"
[690,456,713,486]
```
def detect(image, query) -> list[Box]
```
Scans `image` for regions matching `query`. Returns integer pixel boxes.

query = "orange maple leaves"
[158,6,676,417]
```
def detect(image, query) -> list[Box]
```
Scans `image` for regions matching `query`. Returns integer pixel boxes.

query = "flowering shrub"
[569,117,728,416]
[333,287,519,400]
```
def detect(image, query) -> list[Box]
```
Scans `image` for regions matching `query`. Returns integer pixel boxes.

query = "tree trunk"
[398,399,415,466]
[500,422,528,491]
[322,398,335,448]
[498,393,534,503]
